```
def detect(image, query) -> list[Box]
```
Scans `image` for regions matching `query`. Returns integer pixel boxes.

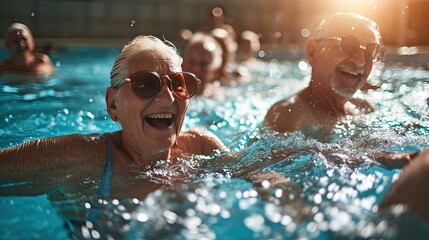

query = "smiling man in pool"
[264,12,384,133]
[0,35,225,198]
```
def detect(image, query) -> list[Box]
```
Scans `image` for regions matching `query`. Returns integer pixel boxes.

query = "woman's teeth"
[145,113,174,128]
[147,113,173,119]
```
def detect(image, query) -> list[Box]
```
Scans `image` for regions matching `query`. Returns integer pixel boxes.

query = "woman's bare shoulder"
[178,129,226,155]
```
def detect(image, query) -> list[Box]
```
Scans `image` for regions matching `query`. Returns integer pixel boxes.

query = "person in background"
[176,28,193,55]
[0,22,55,76]
[182,32,223,97]
[264,12,384,133]
[0,35,225,198]
[211,27,240,84]
[237,30,261,64]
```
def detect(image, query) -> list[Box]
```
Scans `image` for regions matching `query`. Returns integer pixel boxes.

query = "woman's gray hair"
[110,35,183,88]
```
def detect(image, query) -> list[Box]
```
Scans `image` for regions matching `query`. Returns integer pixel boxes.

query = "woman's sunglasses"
[117,71,201,99]
[316,35,384,62]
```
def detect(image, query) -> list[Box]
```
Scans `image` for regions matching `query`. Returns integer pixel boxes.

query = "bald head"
[4,22,35,52]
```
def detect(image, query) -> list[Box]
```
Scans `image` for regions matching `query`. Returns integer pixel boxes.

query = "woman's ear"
[306,40,316,65]
[106,87,119,121]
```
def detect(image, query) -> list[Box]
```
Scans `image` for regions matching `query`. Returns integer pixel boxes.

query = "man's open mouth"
[145,113,175,129]
[337,65,364,78]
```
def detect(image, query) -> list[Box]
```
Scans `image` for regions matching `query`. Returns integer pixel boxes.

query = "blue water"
[1,47,429,239]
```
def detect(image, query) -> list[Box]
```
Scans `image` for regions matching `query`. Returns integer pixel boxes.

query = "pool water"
[0,47,429,239]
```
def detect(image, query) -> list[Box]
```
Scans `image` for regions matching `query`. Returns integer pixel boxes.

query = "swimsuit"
[80,135,113,227]
[99,134,113,198]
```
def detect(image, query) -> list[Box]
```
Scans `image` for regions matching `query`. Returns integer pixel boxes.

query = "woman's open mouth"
[145,113,175,129]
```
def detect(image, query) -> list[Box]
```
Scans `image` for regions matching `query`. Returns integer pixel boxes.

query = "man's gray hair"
[312,12,382,43]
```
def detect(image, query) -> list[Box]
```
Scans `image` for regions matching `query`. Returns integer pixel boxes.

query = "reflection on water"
[1,48,429,239]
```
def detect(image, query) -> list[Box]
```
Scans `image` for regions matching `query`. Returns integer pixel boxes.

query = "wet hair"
[184,32,223,70]
[312,12,382,43]
[110,35,183,88]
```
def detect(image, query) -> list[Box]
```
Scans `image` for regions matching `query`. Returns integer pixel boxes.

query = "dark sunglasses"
[118,71,201,99]
[316,35,384,62]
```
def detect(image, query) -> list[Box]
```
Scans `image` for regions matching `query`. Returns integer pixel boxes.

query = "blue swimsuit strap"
[99,134,113,198]
[84,135,113,225]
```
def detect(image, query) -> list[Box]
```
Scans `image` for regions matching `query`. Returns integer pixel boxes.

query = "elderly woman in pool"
[0,35,225,196]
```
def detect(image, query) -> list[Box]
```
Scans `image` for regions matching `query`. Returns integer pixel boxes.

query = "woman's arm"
[0,134,105,181]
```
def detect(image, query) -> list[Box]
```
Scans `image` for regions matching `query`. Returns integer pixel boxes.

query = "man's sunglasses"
[316,35,384,62]
[116,71,201,99]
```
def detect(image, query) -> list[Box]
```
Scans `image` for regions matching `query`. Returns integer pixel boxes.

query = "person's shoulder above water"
[176,128,227,156]
[264,91,313,133]
[0,52,55,75]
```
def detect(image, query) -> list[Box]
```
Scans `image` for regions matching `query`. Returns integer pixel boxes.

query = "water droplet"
[30,12,35,17]
[244,214,265,232]
[136,213,149,222]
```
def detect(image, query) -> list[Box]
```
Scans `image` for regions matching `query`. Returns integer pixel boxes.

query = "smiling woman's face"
[113,50,188,154]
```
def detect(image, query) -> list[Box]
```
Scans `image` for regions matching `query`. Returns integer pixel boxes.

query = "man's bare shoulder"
[32,53,55,75]
[264,94,311,132]
[34,53,51,63]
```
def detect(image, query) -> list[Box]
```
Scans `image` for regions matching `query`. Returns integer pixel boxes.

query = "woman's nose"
[154,77,175,103]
